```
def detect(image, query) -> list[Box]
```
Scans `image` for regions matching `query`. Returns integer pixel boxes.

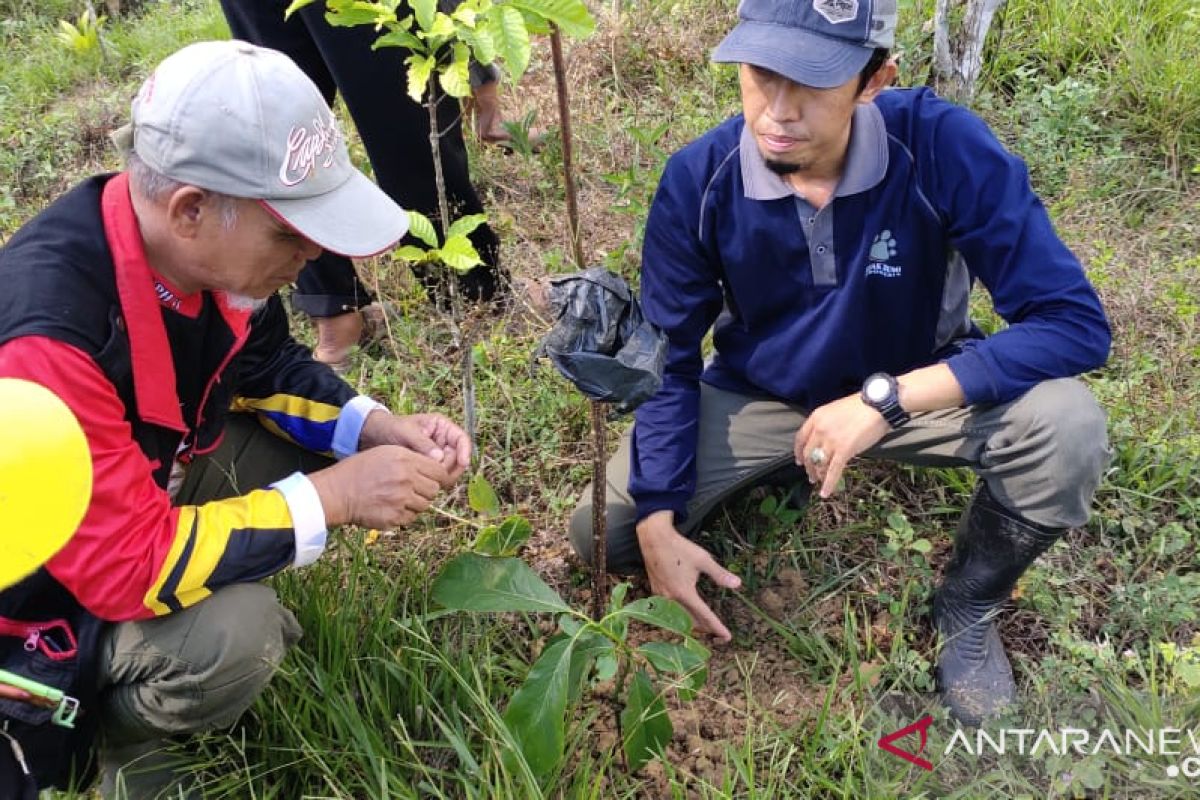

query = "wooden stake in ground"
[549,25,608,622]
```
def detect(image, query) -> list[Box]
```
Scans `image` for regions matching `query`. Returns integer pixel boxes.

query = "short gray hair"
[126,152,240,230]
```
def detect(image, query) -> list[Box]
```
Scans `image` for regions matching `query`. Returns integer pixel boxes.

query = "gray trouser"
[97,416,331,798]
[569,379,1111,571]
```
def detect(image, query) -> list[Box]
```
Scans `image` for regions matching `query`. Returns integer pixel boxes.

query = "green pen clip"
[0,668,79,728]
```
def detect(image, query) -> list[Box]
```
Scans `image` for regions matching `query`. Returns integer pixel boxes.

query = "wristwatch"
[861,372,910,428]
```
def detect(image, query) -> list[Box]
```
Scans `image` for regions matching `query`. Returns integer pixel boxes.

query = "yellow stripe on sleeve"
[142,490,294,615]
[142,506,199,616]
[232,393,341,422]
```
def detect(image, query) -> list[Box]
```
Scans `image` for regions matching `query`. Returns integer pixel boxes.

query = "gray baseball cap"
[125,40,408,258]
[712,0,896,89]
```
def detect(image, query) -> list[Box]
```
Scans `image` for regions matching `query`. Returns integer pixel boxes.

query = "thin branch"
[550,27,586,270]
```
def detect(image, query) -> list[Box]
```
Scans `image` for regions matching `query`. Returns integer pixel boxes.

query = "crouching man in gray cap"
[570,0,1112,724]
[0,41,470,796]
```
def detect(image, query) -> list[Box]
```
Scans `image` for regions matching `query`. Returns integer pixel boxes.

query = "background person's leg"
[218,0,336,98]
[297,6,507,304]
[218,0,376,368]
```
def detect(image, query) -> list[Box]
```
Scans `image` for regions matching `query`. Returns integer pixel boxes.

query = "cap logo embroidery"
[279,114,340,187]
[813,0,858,24]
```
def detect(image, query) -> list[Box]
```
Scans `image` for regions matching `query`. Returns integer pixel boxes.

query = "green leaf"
[447,213,488,240]
[594,653,618,681]
[372,26,424,50]
[679,638,710,701]
[411,0,436,31]
[432,554,570,613]
[467,472,500,515]
[618,596,693,636]
[512,6,551,35]
[451,4,477,25]
[502,637,573,778]
[325,1,394,27]
[405,53,436,102]
[608,581,630,613]
[507,0,594,37]
[638,640,709,701]
[427,11,456,39]
[405,209,439,248]
[600,612,628,642]
[438,234,484,272]
[488,6,531,83]
[392,244,430,263]
[460,25,496,65]
[568,631,613,702]
[910,538,933,554]
[439,52,473,98]
[1077,759,1105,791]
[473,515,532,557]
[638,640,708,675]
[55,20,81,47]
[471,340,488,368]
[284,0,320,19]
[621,669,672,771]
[1176,655,1200,689]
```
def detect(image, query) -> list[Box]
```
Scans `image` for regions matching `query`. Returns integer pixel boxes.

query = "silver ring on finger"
[808,446,826,466]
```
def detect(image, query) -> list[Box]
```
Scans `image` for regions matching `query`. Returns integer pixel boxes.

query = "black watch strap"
[877,398,910,428]
[861,372,911,429]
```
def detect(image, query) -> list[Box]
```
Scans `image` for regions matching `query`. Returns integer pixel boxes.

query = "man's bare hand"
[309,445,450,529]
[359,410,471,485]
[636,512,742,642]
[794,392,889,499]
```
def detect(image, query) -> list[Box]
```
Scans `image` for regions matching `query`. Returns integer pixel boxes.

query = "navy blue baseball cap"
[713,0,896,89]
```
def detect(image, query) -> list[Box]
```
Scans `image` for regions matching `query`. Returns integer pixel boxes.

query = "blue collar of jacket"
[739,101,890,201]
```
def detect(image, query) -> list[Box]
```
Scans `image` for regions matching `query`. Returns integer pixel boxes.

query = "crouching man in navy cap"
[570,0,1112,725]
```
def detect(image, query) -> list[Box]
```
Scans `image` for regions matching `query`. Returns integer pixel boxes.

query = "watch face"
[865,377,891,404]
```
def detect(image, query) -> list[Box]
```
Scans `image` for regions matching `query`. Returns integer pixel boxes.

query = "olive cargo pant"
[570,379,1111,570]
[97,416,331,799]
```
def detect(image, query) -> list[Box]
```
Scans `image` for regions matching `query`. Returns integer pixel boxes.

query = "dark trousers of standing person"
[219,0,507,316]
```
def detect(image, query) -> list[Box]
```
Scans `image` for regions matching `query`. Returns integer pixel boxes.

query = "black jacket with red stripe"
[0,172,356,618]
[0,173,354,786]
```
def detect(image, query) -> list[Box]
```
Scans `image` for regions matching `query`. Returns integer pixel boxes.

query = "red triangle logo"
[877,714,935,771]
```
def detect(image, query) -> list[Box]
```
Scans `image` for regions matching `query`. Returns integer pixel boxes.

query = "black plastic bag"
[535,268,667,413]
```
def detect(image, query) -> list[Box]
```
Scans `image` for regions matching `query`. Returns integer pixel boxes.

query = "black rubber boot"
[933,484,1066,725]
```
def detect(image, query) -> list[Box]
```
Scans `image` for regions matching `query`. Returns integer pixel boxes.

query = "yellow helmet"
[0,378,92,590]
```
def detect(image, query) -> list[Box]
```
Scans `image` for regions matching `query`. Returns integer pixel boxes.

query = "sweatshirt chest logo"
[865,229,902,278]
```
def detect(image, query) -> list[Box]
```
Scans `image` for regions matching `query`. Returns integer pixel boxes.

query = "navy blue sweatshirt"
[630,87,1110,523]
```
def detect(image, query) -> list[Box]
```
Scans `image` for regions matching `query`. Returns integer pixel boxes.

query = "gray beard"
[220,292,268,312]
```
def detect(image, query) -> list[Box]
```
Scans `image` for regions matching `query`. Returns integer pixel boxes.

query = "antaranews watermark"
[877,715,1200,778]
